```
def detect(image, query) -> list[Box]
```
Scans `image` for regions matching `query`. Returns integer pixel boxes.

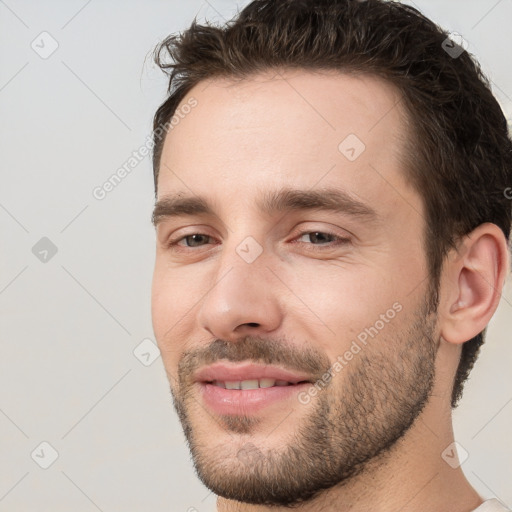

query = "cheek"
[288,261,377,313]
[151,266,169,340]
[150,287,184,378]
[284,261,405,354]
[151,266,190,349]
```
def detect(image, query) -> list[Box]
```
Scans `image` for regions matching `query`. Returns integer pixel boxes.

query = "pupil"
[311,232,329,244]
[187,234,206,246]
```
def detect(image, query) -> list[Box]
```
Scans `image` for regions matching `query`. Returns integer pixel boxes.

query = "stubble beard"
[169,301,438,506]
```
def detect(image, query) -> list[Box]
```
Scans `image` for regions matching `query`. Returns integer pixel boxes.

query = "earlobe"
[440,223,510,345]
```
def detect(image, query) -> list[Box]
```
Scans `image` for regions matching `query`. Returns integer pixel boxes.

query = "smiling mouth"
[206,378,311,389]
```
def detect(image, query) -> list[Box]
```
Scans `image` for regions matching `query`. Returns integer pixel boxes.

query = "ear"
[439,223,510,345]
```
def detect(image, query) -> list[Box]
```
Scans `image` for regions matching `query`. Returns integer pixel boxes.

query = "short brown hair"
[152,0,512,407]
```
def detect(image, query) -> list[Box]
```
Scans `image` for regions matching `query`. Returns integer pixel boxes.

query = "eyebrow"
[152,187,378,226]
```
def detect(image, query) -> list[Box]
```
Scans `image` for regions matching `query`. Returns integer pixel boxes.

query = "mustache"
[177,336,332,385]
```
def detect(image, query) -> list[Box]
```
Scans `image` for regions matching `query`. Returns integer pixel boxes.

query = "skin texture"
[151,70,509,511]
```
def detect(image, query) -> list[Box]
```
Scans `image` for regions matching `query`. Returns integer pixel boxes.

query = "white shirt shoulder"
[473,499,511,512]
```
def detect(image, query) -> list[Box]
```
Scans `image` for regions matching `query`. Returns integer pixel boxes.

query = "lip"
[194,362,314,416]
[193,362,312,384]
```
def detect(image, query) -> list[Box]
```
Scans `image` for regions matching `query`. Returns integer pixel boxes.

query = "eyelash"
[166,230,350,252]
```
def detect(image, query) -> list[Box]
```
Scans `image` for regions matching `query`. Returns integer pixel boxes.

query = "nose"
[196,251,283,342]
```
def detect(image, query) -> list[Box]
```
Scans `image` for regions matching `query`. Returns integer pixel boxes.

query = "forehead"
[157,69,415,218]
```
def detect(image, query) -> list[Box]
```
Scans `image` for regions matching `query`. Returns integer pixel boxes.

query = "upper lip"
[193,362,313,384]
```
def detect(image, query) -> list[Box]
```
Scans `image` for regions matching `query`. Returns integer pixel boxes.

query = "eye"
[294,231,350,250]
[297,231,336,244]
[165,230,350,253]
[169,233,213,249]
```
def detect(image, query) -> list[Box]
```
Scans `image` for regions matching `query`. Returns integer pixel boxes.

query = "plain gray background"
[0,1,511,510]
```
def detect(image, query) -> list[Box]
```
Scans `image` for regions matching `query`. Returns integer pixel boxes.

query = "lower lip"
[199,382,311,415]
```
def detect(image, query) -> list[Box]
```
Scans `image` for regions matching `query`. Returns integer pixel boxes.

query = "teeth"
[259,378,276,388]
[211,378,292,389]
[240,379,259,390]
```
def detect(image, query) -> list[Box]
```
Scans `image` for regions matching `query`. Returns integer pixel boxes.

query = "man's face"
[151,70,439,505]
